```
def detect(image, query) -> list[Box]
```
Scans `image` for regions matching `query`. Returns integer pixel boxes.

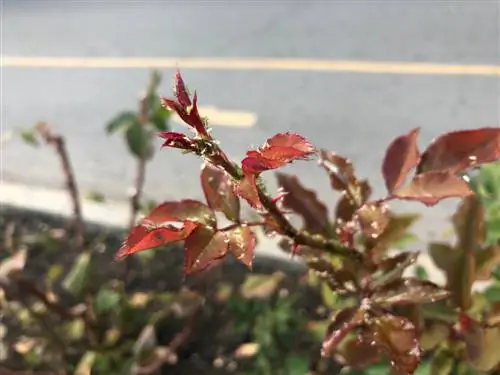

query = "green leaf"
[46,264,64,286]
[74,351,96,375]
[485,285,500,302]
[66,318,85,341]
[85,190,106,203]
[285,356,309,375]
[126,121,154,160]
[373,278,450,307]
[430,347,454,375]
[106,111,138,134]
[133,324,157,358]
[19,129,40,147]
[94,288,121,314]
[150,103,171,132]
[240,272,285,300]
[420,321,450,351]
[414,264,428,279]
[321,282,338,309]
[62,251,92,296]
[372,251,419,289]
[463,323,500,372]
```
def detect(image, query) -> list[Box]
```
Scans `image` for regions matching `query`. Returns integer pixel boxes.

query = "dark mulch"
[0,205,337,375]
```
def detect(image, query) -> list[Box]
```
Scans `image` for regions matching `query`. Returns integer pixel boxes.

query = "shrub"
[2,69,500,375]
[116,71,500,374]
[1,71,323,375]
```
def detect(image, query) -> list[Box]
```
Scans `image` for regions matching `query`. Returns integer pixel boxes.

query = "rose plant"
[116,71,500,374]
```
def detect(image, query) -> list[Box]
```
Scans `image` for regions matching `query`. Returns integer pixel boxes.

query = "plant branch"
[218,221,265,232]
[36,123,84,250]
[129,157,147,229]
[214,151,363,262]
[136,306,199,375]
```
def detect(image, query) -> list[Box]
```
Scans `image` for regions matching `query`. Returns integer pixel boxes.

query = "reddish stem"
[218,221,264,232]
[37,123,84,250]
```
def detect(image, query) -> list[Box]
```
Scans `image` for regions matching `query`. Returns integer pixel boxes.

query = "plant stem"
[37,123,84,251]
[214,151,363,262]
[129,157,147,229]
[219,221,265,232]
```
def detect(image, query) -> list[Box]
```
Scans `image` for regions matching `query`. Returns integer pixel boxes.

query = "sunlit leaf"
[162,71,207,136]
[201,163,240,221]
[355,202,390,239]
[184,226,228,275]
[242,132,316,174]
[143,199,216,228]
[319,150,357,191]
[367,213,420,256]
[240,272,285,299]
[225,225,256,268]
[370,315,421,374]
[173,69,191,107]
[335,180,372,223]
[373,278,450,307]
[372,252,420,289]
[276,172,330,234]
[393,171,473,206]
[233,173,262,209]
[417,127,500,174]
[158,131,198,151]
[74,351,96,375]
[382,128,421,193]
[234,342,260,358]
[116,221,198,260]
[62,251,92,296]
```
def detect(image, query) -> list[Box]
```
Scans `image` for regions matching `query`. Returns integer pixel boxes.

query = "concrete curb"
[0,181,490,290]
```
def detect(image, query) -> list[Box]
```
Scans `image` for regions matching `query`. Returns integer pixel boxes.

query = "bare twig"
[129,157,147,229]
[0,368,65,375]
[136,306,199,375]
[36,123,84,250]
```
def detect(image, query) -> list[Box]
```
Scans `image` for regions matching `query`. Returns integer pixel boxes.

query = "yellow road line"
[173,106,257,128]
[3,56,500,76]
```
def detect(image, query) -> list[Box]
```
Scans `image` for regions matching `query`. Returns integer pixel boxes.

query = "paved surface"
[2,0,500,243]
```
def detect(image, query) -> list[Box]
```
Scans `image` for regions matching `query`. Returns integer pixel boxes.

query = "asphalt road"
[2,0,500,241]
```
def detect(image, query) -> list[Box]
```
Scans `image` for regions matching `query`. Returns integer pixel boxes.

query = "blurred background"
[2,0,500,243]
